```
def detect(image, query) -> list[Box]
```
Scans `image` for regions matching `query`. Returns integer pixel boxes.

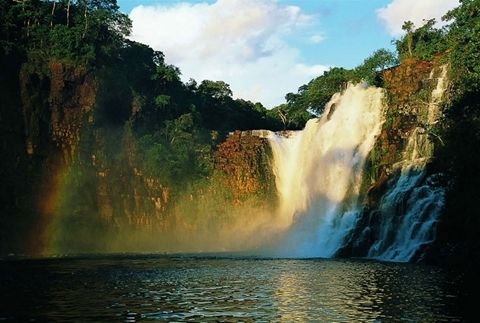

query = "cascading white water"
[367,65,448,262]
[428,65,448,124]
[366,131,445,261]
[266,83,385,257]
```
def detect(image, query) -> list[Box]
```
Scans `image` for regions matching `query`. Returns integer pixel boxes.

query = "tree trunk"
[83,2,88,38]
[407,34,413,58]
[66,0,71,27]
[51,0,56,28]
[278,110,287,130]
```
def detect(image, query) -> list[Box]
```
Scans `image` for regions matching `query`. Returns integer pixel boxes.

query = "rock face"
[363,58,443,184]
[0,61,276,255]
[215,131,275,205]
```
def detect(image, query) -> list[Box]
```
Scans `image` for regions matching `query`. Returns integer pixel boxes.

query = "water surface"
[0,255,468,321]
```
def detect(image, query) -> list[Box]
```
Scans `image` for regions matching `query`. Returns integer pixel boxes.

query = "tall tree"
[402,20,415,57]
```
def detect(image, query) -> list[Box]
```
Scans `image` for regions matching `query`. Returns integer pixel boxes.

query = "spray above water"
[265,83,385,257]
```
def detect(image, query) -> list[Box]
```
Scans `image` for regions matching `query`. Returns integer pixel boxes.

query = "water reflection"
[0,256,466,322]
[272,260,462,322]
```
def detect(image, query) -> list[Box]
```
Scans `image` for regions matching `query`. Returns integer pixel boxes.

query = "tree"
[198,80,233,99]
[402,20,415,57]
[302,67,353,114]
[395,19,447,61]
[354,48,398,85]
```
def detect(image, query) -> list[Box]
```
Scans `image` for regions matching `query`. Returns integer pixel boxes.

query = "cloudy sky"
[117,0,459,107]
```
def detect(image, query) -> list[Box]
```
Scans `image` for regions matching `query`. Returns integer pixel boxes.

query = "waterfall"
[266,83,385,257]
[366,130,445,262]
[263,65,448,261]
[365,65,448,262]
[428,65,448,124]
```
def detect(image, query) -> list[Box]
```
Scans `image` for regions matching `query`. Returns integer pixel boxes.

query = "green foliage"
[395,19,448,61]
[274,49,396,123]
[302,67,352,114]
[268,103,312,130]
[281,67,352,118]
[444,0,480,95]
[198,80,233,99]
[439,0,480,166]
[353,49,398,85]
[0,0,131,66]
[155,95,170,108]
[137,112,213,189]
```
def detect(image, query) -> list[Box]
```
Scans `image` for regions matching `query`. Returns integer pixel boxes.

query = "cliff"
[215,131,276,205]
[0,60,277,255]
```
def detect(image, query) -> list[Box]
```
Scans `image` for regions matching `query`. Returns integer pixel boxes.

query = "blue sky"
[117,0,458,107]
[276,0,394,68]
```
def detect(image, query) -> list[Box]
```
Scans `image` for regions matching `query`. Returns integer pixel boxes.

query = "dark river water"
[0,255,472,322]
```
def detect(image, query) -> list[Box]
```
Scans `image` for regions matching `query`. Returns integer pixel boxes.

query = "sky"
[117,0,459,107]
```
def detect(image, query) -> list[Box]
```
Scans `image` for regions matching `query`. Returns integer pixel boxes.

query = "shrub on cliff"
[395,19,448,61]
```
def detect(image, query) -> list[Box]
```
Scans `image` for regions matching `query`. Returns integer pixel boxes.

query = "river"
[0,255,469,322]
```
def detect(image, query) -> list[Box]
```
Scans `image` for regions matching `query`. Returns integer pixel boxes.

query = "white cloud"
[377,0,460,36]
[308,34,324,44]
[129,0,327,107]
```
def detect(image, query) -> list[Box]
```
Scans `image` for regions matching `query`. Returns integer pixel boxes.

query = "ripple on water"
[0,257,468,322]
